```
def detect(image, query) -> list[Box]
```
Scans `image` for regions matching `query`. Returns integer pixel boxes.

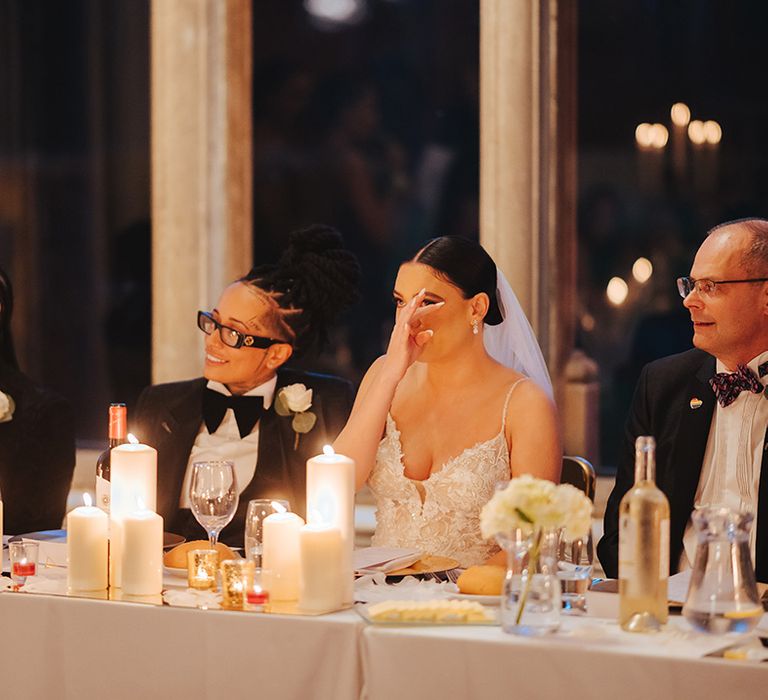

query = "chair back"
[560,455,596,502]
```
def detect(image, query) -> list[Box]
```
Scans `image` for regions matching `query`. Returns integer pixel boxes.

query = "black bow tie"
[203,388,265,438]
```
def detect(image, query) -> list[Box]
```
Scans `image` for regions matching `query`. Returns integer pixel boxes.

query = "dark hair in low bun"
[242,225,361,356]
[411,236,503,325]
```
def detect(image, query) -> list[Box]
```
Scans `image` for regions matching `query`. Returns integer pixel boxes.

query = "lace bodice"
[368,380,525,567]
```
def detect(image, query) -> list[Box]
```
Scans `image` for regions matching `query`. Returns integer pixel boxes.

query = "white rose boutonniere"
[275,383,316,449]
[0,390,15,423]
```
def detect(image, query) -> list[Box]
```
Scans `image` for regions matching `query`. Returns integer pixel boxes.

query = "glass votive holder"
[247,566,270,609]
[9,540,39,585]
[220,559,254,610]
[187,549,218,590]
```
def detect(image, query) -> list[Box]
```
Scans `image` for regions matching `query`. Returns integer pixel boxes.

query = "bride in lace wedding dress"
[334,236,561,567]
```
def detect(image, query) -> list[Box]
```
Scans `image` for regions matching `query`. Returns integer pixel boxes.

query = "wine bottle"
[95,403,127,514]
[619,435,670,632]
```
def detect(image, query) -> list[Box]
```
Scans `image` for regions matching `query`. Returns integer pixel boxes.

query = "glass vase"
[498,528,561,636]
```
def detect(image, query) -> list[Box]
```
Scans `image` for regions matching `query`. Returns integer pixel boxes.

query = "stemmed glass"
[189,460,239,550]
[244,498,290,567]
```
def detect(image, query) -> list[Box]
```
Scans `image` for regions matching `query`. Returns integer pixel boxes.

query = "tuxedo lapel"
[155,380,205,521]
[756,427,768,582]
[667,355,716,567]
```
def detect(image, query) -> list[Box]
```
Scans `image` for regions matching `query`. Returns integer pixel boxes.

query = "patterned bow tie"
[203,388,265,438]
[709,362,768,408]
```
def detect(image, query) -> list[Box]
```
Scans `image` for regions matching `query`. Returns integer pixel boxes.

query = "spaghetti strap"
[501,377,528,432]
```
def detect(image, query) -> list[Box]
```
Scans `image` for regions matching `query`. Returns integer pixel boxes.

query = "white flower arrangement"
[480,474,592,542]
[0,390,15,423]
[275,383,316,449]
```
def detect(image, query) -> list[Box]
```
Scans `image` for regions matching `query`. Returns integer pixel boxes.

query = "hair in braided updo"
[241,225,361,357]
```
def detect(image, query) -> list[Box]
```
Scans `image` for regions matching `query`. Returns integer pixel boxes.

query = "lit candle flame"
[271,500,287,514]
[323,445,335,456]
[136,498,146,511]
[83,493,93,507]
[127,433,140,445]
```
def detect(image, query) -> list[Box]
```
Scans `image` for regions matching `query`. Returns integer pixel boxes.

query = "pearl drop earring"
[472,320,479,335]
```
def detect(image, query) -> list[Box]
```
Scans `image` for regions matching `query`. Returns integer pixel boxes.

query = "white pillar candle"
[306,446,355,604]
[299,524,343,613]
[67,494,108,591]
[110,441,157,587]
[262,510,304,601]
[121,508,163,595]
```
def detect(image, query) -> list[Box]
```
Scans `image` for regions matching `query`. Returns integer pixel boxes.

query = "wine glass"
[244,498,290,567]
[189,460,239,550]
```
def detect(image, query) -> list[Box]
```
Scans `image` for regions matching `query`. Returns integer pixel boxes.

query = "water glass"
[9,540,39,585]
[244,498,290,567]
[189,460,239,549]
[557,529,594,614]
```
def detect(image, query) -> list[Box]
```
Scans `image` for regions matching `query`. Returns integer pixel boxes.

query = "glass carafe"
[682,506,762,634]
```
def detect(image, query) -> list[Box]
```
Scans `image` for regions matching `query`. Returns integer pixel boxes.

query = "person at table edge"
[133,226,360,546]
[598,218,768,583]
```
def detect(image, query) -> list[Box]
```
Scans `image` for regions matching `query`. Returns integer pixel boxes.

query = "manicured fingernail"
[419,287,426,295]
[425,329,434,337]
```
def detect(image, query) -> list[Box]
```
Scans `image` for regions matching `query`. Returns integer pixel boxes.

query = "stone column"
[151,0,252,383]
[479,0,578,396]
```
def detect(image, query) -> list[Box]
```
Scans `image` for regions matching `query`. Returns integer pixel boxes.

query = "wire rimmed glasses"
[676,276,768,298]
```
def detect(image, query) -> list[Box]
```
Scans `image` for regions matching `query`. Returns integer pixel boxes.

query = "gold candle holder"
[220,559,254,610]
[187,549,218,590]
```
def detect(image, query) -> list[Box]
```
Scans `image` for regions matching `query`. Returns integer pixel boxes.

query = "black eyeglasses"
[197,311,286,349]
[676,276,768,298]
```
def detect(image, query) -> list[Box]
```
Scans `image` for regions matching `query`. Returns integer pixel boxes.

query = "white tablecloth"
[360,616,768,700]
[1,581,767,700]
[0,592,362,700]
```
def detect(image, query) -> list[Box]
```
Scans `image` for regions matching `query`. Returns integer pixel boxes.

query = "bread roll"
[163,540,240,569]
[456,565,505,596]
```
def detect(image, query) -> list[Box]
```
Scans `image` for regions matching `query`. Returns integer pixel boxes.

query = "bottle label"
[618,514,635,580]
[659,517,670,579]
[96,475,110,513]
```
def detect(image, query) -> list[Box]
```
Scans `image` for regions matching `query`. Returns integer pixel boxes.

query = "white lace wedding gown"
[368,379,526,567]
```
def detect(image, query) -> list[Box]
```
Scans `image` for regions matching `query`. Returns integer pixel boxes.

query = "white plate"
[163,566,188,579]
[447,592,501,606]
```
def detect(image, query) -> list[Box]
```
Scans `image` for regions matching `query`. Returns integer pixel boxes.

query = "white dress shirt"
[681,350,768,568]
[178,377,277,508]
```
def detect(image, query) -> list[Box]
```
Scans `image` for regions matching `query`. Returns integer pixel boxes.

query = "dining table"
[1,549,766,700]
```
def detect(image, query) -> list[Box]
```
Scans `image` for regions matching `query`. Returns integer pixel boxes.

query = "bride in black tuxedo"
[334,236,561,567]
[0,265,76,534]
[134,226,360,545]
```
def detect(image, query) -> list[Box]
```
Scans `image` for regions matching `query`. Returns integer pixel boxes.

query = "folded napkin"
[353,547,423,574]
[163,588,221,609]
[354,572,457,603]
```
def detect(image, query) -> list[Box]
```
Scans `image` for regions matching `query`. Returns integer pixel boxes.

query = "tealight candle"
[121,507,163,595]
[221,559,254,610]
[187,549,218,590]
[110,439,157,587]
[262,507,304,601]
[67,493,109,591]
[306,446,355,604]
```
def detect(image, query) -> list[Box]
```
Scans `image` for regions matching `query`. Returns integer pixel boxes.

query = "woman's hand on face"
[382,289,443,380]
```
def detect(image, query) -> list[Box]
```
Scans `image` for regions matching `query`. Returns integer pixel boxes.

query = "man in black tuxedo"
[134,365,352,546]
[0,266,75,534]
[134,227,359,547]
[598,218,768,582]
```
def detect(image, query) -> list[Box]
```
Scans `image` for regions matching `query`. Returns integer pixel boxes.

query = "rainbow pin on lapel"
[690,397,703,410]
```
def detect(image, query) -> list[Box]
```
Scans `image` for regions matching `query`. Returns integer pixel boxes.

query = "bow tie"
[709,362,768,408]
[203,388,265,438]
